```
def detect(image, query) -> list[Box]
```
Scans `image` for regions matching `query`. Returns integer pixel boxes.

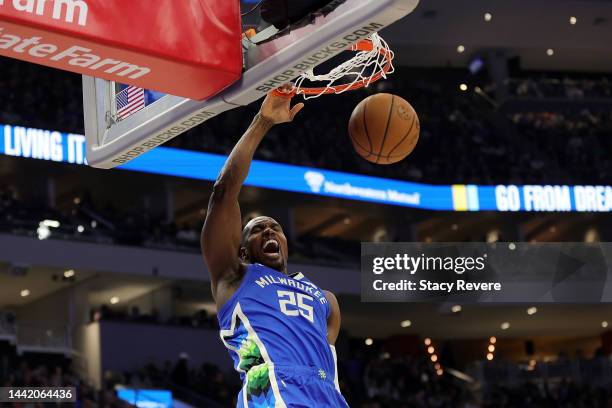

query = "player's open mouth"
[263,239,280,254]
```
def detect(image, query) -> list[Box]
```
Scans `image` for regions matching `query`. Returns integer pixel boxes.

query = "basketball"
[348,93,420,165]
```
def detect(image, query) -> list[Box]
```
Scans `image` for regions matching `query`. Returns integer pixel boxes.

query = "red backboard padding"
[0,0,243,100]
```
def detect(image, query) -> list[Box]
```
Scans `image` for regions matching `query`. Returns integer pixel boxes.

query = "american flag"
[116,86,145,120]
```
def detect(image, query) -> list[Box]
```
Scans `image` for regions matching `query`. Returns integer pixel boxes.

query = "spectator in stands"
[171,353,189,387]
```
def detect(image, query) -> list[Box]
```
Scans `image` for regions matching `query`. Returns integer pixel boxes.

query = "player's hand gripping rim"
[259,84,304,125]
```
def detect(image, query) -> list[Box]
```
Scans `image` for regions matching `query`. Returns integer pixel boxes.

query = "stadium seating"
[2,58,612,185]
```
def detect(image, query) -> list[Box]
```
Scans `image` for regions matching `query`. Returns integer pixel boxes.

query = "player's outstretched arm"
[202,86,304,298]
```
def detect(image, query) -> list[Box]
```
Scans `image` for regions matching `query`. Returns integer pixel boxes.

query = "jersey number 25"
[277,290,314,323]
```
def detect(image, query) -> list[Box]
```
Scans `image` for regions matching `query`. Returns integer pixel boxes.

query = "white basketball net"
[293,33,395,100]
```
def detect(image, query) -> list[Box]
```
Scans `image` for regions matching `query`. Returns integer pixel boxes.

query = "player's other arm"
[201,87,304,298]
[325,290,341,345]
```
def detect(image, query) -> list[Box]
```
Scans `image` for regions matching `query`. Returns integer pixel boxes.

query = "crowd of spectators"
[167,69,612,185]
[2,57,612,186]
[103,356,238,407]
[2,306,611,407]
[91,305,219,330]
[1,345,610,408]
[507,108,612,182]
[0,356,133,407]
[506,76,612,100]
[0,57,83,133]
[0,183,360,265]
[0,184,192,247]
[105,351,474,408]
[483,381,612,408]
[105,349,612,408]
[341,353,476,408]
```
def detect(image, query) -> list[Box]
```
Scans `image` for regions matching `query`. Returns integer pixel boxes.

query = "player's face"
[243,217,288,272]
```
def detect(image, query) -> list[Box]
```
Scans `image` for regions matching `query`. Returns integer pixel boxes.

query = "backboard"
[82,0,420,169]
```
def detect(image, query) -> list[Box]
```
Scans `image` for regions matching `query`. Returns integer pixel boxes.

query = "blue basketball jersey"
[217,263,349,408]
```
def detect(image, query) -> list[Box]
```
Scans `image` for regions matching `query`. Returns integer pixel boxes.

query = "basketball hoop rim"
[271,37,394,98]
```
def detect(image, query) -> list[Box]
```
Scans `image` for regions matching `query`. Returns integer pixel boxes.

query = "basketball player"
[201,86,350,407]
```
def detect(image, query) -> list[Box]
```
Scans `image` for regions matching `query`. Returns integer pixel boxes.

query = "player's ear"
[239,246,249,262]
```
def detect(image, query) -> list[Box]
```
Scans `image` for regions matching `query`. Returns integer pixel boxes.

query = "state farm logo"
[0,0,89,26]
[304,171,325,193]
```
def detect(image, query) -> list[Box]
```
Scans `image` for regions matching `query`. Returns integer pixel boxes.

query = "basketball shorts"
[236,364,350,408]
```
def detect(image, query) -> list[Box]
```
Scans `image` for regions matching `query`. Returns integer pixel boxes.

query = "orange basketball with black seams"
[348,93,420,165]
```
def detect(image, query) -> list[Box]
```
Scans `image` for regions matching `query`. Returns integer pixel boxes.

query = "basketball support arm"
[82,0,419,169]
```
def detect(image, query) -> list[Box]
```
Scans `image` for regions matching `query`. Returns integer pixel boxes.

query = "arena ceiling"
[339,296,612,339]
[382,0,612,72]
[0,265,167,309]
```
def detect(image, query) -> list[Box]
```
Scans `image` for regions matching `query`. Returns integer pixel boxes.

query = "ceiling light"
[527,307,538,315]
[459,83,468,92]
[585,228,599,243]
[546,48,554,56]
[424,338,432,346]
[38,219,60,240]
[20,289,30,297]
[603,321,609,328]
[490,336,497,344]
[484,12,492,22]
[400,320,412,328]
[486,230,499,243]
[110,296,120,305]
[64,269,75,278]
[427,346,435,354]
[457,45,465,53]
[42,219,60,228]
[37,225,51,240]
[372,227,388,243]
[436,369,443,376]
[569,16,577,25]
[77,225,85,233]
[431,354,438,362]
[487,353,494,361]
[365,338,373,346]
[451,305,462,313]
[501,322,510,330]
[488,345,495,352]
